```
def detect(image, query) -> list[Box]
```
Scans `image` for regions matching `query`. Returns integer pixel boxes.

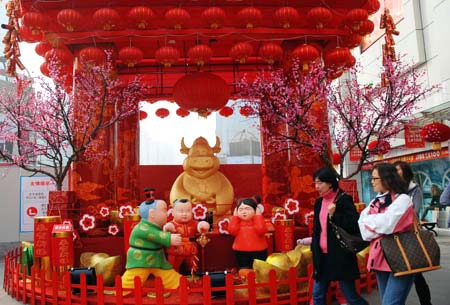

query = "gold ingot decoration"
[80,252,122,287]
[253,244,312,294]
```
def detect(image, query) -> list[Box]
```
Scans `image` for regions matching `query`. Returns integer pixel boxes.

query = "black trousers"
[234,249,268,269]
[414,272,432,305]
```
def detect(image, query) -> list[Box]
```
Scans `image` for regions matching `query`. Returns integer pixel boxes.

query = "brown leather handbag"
[380,217,441,277]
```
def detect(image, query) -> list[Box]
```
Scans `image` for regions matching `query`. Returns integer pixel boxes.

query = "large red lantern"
[173,72,230,117]
[327,69,344,80]
[345,55,356,68]
[307,7,333,29]
[19,26,44,43]
[237,7,263,29]
[324,47,351,69]
[93,8,121,31]
[155,108,170,118]
[259,43,283,64]
[165,8,190,29]
[357,20,375,36]
[22,12,47,34]
[35,42,52,57]
[155,46,180,67]
[201,7,226,29]
[368,140,391,160]
[345,9,369,32]
[219,106,233,117]
[343,34,363,49]
[127,6,155,29]
[40,62,50,77]
[421,122,450,150]
[45,48,73,66]
[57,9,82,32]
[230,42,253,64]
[273,7,300,29]
[291,44,320,72]
[363,0,381,15]
[187,44,213,67]
[118,46,144,67]
[79,47,106,66]
[176,108,190,118]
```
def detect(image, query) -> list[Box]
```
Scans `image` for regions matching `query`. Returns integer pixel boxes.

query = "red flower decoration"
[108,224,120,236]
[192,204,207,220]
[119,205,134,218]
[218,218,230,234]
[99,206,110,218]
[284,198,300,215]
[79,214,96,231]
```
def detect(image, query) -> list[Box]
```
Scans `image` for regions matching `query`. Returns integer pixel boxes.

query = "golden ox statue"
[170,136,234,217]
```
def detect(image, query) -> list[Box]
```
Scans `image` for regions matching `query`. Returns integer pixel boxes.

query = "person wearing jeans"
[359,163,415,305]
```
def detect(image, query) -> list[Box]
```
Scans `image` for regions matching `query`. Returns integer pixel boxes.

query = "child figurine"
[121,188,183,295]
[228,195,268,279]
[163,199,210,273]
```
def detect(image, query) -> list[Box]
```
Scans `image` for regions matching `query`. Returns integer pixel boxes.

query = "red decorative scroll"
[51,223,74,268]
[274,219,294,252]
[404,124,425,148]
[33,216,61,257]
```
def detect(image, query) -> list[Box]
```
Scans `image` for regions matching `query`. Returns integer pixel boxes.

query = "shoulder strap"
[333,191,346,204]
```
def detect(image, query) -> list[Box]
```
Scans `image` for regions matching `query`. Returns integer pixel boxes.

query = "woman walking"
[311,167,368,305]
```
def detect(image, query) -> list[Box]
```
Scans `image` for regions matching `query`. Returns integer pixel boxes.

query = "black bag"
[329,193,369,254]
[69,267,96,293]
[380,218,441,277]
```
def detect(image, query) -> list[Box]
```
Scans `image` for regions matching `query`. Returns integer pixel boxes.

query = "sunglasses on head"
[173,198,189,204]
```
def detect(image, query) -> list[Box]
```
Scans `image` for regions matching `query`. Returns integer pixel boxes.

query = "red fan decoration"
[155,108,170,118]
[421,122,450,150]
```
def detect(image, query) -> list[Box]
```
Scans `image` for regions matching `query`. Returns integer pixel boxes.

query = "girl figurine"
[228,195,268,279]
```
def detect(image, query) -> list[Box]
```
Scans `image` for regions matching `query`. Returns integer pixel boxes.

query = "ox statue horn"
[180,137,190,154]
[212,136,221,153]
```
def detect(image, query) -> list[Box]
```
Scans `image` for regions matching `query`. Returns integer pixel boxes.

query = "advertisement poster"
[20,176,57,232]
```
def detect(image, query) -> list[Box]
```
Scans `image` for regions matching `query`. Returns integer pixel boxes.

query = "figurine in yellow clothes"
[121,188,182,295]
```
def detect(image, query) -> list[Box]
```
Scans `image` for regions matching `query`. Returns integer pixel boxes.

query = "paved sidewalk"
[1,236,450,305]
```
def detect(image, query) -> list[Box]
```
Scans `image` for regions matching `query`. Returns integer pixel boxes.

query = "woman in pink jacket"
[358,163,415,305]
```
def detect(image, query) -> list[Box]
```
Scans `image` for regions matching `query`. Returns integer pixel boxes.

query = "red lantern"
[173,72,230,117]
[176,108,190,118]
[79,47,105,66]
[19,26,44,43]
[139,111,148,120]
[345,9,369,32]
[237,7,263,29]
[118,46,144,67]
[345,55,356,68]
[45,48,73,66]
[165,8,190,29]
[127,6,155,29]
[219,106,233,117]
[273,7,300,29]
[363,0,381,15]
[332,153,341,165]
[201,7,226,29]
[291,44,320,72]
[259,43,283,64]
[40,62,50,77]
[155,108,170,118]
[35,42,52,57]
[187,44,213,67]
[230,42,253,64]
[22,12,47,34]
[57,9,82,32]
[343,34,363,49]
[421,122,450,150]
[357,20,375,36]
[93,8,121,31]
[324,47,351,69]
[307,7,333,29]
[239,105,254,117]
[155,46,180,67]
[327,69,344,80]
[368,140,391,159]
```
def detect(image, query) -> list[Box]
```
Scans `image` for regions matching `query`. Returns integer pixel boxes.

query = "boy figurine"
[121,188,182,294]
[163,199,210,273]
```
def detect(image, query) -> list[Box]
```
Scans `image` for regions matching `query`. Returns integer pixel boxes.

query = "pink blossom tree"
[238,57,438,179]
[0,59,147,190]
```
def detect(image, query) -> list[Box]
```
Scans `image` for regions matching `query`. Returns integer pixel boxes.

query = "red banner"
[274,219,294,252]
[404,125,425,148]
[349,146,363,162]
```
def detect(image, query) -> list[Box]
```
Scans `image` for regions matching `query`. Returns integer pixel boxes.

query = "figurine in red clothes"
[163,199,210,274]
[228,195,268,279]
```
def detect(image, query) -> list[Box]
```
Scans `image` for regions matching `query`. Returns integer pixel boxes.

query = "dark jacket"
[311,190,361,281]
